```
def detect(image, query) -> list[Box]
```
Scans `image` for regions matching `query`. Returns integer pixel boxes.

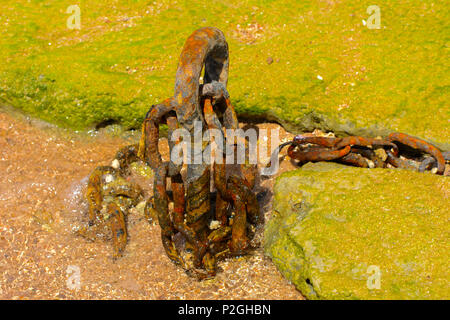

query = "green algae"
[0,1,448,146]
[130,161,153,178]
[264,163,450,299]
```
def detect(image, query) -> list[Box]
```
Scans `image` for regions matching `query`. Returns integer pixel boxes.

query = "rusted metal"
[82,27,258,279]
[335,136,398,156]
[350,147,386,168]
[114,144,140,175]
[385,150,418,171]
[291,134,398,155]
[338,151,370,168]
[82,165,143,258]
[279,132,447,175]
[82,27,448,279]
[419,151,450,173]
[387,132,445,175]
[287,144,351,163]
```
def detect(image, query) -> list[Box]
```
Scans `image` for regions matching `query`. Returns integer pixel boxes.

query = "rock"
[1,2,448,148]
[264,163,449,299]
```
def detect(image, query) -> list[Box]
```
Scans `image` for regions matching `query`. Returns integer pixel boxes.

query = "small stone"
[135,201,146,214]
[111,159,120,169]
[209,220,220,230]
[104,174,114,183]
[266,57,274,65]
[374,148,388,162]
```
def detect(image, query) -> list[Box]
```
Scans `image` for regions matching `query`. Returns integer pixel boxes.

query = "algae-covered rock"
[0,1,448,148]
[264,163,449,299]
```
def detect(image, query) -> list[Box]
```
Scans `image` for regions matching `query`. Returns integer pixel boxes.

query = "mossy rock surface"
[0,1,448,149]
[264,162,449,299]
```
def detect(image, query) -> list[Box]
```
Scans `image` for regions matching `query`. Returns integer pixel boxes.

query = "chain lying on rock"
[277,132,449,175]
[78,27,448,281]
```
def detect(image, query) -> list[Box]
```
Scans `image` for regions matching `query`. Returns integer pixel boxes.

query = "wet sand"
[0,110,303,300]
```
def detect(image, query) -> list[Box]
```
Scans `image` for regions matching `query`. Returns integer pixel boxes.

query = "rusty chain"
[277,132,449,175]
[81,27,448,282]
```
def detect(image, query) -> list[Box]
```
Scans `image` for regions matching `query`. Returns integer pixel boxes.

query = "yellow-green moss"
[264,163,449,299]
[0,1,448,147]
